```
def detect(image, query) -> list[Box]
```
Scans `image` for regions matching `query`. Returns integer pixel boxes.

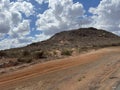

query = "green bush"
[61,49,73,56]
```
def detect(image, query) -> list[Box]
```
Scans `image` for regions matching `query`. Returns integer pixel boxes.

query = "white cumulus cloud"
[11,1,34,17]
[0,0,34,50]
[0,0,34,37]
[36,0,91,35]
[35,0,48,4]
[9,20,30,38]
[89,0,120,35]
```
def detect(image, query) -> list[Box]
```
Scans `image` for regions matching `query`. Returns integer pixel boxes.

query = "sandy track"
[0,47,120,90]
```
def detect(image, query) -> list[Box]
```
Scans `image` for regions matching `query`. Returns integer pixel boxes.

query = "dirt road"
[0,47,120,90]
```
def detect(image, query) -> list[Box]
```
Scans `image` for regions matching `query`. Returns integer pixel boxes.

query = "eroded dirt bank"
[0,47,120,90]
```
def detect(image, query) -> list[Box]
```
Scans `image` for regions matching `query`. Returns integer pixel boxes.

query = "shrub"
[33,51,46,59]
[0,51,7,58]
[0,64,3,68]
[61,49,73,56]
[78,47,88,53]
[17,58,32,63]
[22,50,30,57]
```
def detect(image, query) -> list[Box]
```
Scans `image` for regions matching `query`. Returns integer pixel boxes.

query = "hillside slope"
[4,27,120,53]
[19,28,120,50]
[0,27,120,68]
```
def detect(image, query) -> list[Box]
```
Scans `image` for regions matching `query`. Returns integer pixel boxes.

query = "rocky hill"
[0,27,120,68]
[23,27,120,53]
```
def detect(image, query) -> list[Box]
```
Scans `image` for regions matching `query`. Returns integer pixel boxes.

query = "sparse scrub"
[61,49,73,56]
[53,51,57,55]
[78,76,85,82]
[78,78,82,82]
[8,60,19,66]
[0,61,19,68]
[82,76,86,78]
[111,43,119,46]
[0,51,7,58]
[81,47,88,50]
[17,58,32,63]
[22,50,31,57]
[33,51,46,59]
[78,47,88,53]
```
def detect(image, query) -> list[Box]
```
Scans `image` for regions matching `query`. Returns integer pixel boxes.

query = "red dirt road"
[0,47,120,90]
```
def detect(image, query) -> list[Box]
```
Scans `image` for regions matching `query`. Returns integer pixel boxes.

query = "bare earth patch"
[0,47,120,90]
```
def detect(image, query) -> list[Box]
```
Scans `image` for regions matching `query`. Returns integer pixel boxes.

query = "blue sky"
[74,0,101,10]
[0,0,120,50]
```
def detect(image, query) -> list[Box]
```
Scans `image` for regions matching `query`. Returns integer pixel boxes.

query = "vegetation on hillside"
[0,27,120,68]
